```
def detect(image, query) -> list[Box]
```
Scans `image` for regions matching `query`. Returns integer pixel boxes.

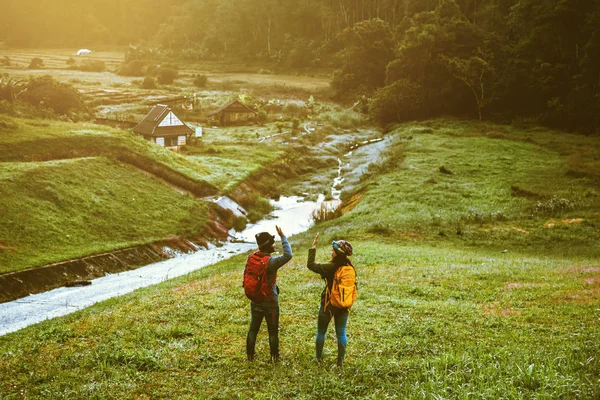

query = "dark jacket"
[307,248,348,306]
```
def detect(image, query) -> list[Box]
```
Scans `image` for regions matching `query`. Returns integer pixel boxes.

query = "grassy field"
[0,48,332,124]
[0,116,287,273]
[0,120,598,399]
[0,44,369,274]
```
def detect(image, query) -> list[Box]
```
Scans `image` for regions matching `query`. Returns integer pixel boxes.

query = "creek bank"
[0,206,233,304]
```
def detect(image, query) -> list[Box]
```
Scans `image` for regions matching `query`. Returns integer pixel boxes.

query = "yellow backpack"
[326,265,357,311]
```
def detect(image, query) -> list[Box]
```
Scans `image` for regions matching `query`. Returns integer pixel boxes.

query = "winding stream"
[0,196,323,336]
[0,134,385,336]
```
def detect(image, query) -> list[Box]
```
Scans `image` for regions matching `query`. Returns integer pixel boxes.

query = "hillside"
[0,120,598,398]
[0,115,283,274]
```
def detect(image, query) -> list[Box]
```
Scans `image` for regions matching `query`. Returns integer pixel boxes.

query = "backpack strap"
[323,265,339,313]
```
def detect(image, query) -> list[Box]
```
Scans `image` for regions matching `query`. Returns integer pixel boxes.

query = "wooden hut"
[133,104,193,151]
[207,99,257,126]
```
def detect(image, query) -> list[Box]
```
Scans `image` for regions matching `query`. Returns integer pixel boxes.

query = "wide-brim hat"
[256,232,275,249]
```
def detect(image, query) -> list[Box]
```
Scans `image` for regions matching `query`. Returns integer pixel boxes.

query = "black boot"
[337,343,346,368]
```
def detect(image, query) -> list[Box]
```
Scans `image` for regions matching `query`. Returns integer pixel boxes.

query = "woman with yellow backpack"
[306,233,357,367]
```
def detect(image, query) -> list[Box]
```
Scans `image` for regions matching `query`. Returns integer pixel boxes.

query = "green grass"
[0,119,598,398]
[0,156,210,273]
[0,242,597,398]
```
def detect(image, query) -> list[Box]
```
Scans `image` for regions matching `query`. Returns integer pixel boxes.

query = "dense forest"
[1,0,599,133]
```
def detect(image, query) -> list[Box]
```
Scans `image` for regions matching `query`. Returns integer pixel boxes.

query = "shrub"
[316,110,367,129]
[533,196,575,215]
[78,60,106,72]
[257,110,268,124]
[369,79,424,124]
[118,60,148,77]
[157,68,179,85]
[311,202,342,223]
[232,216,248,232]
[20,76,86,115]
[66,57,76,66]
[142,76,157,89]
[237,193,273,223]
[28,57,44,69]
[291,117,300,131]
[194,74,208,87]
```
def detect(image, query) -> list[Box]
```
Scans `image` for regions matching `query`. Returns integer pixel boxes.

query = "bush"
[237,193,273,223]
[316,110,367,129]
[20,76,86,115]
[157,68,179,85]
[257,110,268,124]
[533,196,575,215]
[193,74,208,87]
[118,60,149,77]
[311,202,342,223]
[66,57,76,66]
[78,60,106,72]
[369,79,424,124]
[291,118,300,130]
[232,216,248,232]
[28,57,44,69]
[142,76,157,89]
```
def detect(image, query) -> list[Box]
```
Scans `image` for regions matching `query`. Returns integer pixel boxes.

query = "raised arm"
[268,225,292,271]
[307,233,337,276]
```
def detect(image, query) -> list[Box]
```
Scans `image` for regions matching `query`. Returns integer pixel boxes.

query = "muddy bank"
[0,206,233,304]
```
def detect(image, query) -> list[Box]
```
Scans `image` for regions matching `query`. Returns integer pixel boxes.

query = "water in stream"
[0,130,382,336]
[0,196,323,336]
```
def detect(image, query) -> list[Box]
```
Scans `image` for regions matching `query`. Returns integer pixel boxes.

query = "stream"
[0,195,324,336]
[0,134,386,336]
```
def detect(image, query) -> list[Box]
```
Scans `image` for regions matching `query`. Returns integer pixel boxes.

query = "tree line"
[1,0,598,133]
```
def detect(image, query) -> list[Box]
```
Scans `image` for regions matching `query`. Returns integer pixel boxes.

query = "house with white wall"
[133,104,192,151]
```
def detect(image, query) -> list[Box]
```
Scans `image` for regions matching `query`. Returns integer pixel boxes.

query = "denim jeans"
[246,303,280,360]
[316,303,349,366]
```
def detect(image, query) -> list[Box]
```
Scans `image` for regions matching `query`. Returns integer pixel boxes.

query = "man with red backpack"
[244,225,292,362]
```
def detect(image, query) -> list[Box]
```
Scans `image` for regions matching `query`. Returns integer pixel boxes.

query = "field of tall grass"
[0,120,598,398]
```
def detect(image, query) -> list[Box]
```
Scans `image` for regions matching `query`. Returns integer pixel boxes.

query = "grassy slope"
[0,120,599,399]
[0,156,210,273]
[0,117,285,273]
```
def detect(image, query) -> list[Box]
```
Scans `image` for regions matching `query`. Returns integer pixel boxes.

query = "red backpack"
[243,251,274,302]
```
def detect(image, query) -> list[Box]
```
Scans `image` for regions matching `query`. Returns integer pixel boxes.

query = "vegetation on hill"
[0,120,598,398]
[1,0,598,133]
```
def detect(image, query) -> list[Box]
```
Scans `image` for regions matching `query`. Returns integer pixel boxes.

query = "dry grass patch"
[543,218,584,228]
[482,303,521,317]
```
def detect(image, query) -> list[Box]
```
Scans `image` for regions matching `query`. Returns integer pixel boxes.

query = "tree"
[20,76,86,115]
[369,79,423,124]
[331,18,395,96]
[443,55,492,119]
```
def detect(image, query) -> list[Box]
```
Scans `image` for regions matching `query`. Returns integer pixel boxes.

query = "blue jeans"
[247,303,279,360]
[316,303,349,366]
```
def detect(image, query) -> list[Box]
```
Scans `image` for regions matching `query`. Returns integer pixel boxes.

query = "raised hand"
[311,232,320,249]
[276,225,285,238]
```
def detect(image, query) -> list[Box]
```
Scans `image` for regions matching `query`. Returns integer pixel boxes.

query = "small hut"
[133,104,193,150]
[207,99,257,126]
